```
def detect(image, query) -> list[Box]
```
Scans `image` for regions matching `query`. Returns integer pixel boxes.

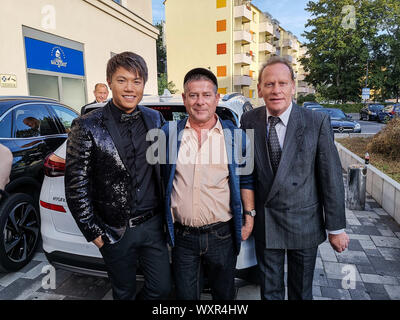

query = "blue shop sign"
[25,37,84,76]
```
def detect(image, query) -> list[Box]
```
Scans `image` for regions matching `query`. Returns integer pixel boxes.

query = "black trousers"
[99,214,172,300]
[255,241,318,300]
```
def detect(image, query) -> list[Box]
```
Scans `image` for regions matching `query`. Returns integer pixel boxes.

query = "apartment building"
[165,0,314,106]
[0,0,159,111]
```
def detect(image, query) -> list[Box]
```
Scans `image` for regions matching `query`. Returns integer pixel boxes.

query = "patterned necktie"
[267,116,282,174]
[120,110,141,123]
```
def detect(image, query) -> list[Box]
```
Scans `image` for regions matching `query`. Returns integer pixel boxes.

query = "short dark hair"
[258,56,295,83]
[106,51,148,84]
[183,68,218,93]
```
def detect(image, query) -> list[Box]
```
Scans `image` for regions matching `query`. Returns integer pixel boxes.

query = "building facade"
[165,0,314,106]
[0,0,159,111]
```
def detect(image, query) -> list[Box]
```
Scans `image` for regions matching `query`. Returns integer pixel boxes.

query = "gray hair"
[258,56,295,83]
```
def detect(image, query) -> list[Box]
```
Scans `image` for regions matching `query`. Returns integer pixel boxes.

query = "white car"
[39,93,258,283]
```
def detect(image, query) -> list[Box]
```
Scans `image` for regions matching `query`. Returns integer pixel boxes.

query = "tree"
[157,73,177,95]
[300,0,382,103]
[155,22,167,76]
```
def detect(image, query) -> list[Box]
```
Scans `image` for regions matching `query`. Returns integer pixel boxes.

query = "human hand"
[329,232,350,253]
[93,235,105,249]
[241,216,254,241]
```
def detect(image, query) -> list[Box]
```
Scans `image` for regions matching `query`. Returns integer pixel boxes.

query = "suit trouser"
[255,241,318,300]
[99,214,172,300]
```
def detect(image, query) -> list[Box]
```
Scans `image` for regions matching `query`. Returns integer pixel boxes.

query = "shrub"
[367,118,400,159]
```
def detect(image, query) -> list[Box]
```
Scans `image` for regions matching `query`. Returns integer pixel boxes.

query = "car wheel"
[383,115,390,124]
[0,193,41,272]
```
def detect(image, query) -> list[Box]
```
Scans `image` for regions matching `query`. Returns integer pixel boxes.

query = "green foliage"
[302,0,400,103]
[158,73,177,95]
[155,22,166,76]
[297,94,316,105]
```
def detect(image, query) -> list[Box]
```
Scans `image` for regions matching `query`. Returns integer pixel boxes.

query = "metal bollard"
[346,164,367,210]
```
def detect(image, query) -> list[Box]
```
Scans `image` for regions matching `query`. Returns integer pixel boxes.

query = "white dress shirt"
[266,102,344,235]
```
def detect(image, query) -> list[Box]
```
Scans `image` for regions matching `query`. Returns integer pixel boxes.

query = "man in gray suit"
[240,57,349,300]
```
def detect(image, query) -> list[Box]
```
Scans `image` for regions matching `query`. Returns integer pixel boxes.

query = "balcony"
[234,30,251,44]
[259,42,276,54]
[282,39,293,48]
[283,55,293,63]
[292,41,299,52]
[273,29,280,40]
[234,75,252,86]
[234,5,252,23]
[234,53,252,65]
[259,21,273,35]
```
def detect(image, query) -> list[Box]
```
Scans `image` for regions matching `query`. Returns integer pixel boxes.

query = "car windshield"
[369,104,384,111]
[315,108,346,119]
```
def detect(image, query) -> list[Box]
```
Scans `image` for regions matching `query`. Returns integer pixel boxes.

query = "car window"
[50,105,79,133]
[0,112,12,138]
[13,104,59,138]
[329,109,346,118]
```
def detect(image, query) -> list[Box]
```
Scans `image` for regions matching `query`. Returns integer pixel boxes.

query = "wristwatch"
[243,209,256,217]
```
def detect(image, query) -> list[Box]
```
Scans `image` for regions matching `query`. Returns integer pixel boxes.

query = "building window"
[217,43,227,55]
[216,0,226,8]
[218,88,227,94]
[217,66,227,77]
[216,20,227,32]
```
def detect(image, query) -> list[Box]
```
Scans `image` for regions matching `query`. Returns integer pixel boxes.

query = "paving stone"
[312,285,321,297]
[359,240,377,250]
[373,208,388,216]
[236,285,261,300]
[320,287,351,300]
[26,292,65,300]
[396,232,400,239]
[364,249,382,258]
[347,218,361,226]
[360,273,399,285]
[22,261,49,280]
[313,296,332,300]
[364,283,387,294]
[0,278,38,299]
[368,256,400,277]
[51,274,111,300]
[313,270,328,286]
[32,252,48,262]
[318,243,338,262]
[336,250,371,265]
[349,289,371,300]
[358,219,376,227]
[352,211,380,219]
[368,292,391,300]
[384,285,400,300]
[351,226,382,236]
[378,229,396,237]
[18,260,42,274]
[356,265,376,274]
[347,240,363,251]
[323,262,362,282]
[345,211,357,220]
[349,234,371,241]
[377,247,400,261]
[366,202,381,209]
[0,272,24,287]
[344,228,354,234]
[378,217,400,232]
[371,236,400,248]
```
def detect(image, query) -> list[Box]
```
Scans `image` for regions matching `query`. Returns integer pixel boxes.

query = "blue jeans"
[172,221,237,300]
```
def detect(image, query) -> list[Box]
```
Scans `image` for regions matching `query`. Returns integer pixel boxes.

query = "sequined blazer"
[65,102,165,244]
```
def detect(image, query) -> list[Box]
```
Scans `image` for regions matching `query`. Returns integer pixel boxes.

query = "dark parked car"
[359,104,384,121]
[0,96,79,271]
[377,104,400,123]
[314,108,361,133]
[303,103,324,110]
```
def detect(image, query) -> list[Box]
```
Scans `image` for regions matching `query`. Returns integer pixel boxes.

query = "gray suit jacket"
[240,104,346,249]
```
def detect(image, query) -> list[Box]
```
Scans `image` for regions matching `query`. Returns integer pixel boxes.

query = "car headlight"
[354,123,361,129]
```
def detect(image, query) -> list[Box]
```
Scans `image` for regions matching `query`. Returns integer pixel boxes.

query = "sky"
[151,0,311,43]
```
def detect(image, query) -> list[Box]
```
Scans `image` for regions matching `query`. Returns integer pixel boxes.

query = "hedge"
[320,103,364,113]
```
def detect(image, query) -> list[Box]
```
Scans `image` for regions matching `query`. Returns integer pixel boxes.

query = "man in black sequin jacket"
[65,52,171,300]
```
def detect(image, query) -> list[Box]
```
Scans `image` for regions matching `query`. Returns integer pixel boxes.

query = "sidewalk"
[0,172,399,300]
[233,170,400,300]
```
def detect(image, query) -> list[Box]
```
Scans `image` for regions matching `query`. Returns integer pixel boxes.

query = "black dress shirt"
[110,101,159,216]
